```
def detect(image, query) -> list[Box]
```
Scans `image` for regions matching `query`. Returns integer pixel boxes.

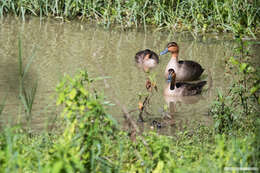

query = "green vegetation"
[0,35,259,172]
[18,37,38,123]
[210,36,260,135]
[1,0,259,36]
[0,69,258,172]
[0,1,259,172]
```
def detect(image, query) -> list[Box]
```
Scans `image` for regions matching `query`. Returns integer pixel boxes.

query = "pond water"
[0,17,239,132]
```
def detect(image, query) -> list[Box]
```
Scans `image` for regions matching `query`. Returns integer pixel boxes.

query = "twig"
[94,61,148,145]
[113,98,140,134]
[138,95,149,122]
[128,109,139,114]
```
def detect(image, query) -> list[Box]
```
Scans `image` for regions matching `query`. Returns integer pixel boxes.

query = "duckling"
[135,49,159,72]
[164,69,206,96]
[160,42,204,81]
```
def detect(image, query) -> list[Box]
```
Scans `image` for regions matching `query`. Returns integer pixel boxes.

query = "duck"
[164,69,207,96]
[160,42,204,81]
[164,94,204,105]
[135,49,159,72]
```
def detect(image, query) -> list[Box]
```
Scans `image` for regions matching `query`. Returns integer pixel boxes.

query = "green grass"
[0,2,259,171]
[0,0,259,36]
[0,69,258,172]
[0,95,7,116]
[0,36,259,171]
[0,48,259,172]
[18,37,38,123]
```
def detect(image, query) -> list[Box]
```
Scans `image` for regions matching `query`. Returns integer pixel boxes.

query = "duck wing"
[135,49,148,63]
[176,81,207,96]
[179,60,204,80]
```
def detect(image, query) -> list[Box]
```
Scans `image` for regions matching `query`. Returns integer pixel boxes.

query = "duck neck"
[170,78,175,90]
[171,53,179,62]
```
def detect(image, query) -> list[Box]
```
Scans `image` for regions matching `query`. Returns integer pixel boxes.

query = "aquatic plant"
[40,70,260,172]
[0,34,259,172]
[0,68,258,172]
[0,96,6,116]
[0,0,259,36]
[137,73,158,122]
[54,70,121,171]
[18,37,38,123]
[0,125,56,172]
[210,30,259,134]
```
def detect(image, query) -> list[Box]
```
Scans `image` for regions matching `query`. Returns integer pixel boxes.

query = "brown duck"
[135,49,159,72]
[160,42,204,81]
[164,69,207,96]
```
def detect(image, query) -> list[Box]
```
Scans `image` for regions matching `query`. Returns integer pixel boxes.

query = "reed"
[18,37,37,122]
[0,0,259,36]
[0,95,7,116]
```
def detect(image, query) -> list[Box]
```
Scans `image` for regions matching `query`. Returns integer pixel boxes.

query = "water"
[0,17,238,132]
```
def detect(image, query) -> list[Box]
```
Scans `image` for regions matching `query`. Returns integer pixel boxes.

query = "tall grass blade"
[17,37,38,123]
[22,46,37,81]
[19,80,38,121]
[0,94,7,116]
[18,36,23,80]
[0,0,258,37]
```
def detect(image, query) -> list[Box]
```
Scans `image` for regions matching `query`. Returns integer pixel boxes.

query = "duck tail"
[188,81,207,95]
[196,81,207,94]
[201,68,205,74]
[197,81,207,88]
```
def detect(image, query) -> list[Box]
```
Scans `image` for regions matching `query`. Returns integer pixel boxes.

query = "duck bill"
[160,48,168,55]
[167,73,172,81]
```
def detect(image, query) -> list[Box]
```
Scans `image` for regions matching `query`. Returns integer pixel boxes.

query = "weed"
[0,95,7,117]
[0,0,259,36]
[0,68,258,172]
[210,31,259,134]
[17,37,38,123]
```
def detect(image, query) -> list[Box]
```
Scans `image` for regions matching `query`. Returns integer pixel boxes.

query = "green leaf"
[69,88,77,100]
[229,57,239,65]
[153,161,164,173]
[22,46,37,81]
[53,161,63,173]
[0,94,7,116]
[250,85,259,94]
[239,63,248,72]
[217,89,223,102]
[90,76,112,82]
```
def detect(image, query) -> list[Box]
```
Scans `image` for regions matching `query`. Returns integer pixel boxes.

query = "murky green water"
[0,17,240,132]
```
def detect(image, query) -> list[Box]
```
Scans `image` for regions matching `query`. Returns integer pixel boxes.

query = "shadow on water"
[1,17,258,133]
[0,52,38,96]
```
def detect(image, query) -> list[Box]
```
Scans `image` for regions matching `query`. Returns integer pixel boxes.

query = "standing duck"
[135,49,159,72]
[164,69,207,96]
[160,42,204,81]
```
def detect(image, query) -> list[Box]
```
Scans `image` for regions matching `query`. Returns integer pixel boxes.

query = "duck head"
[143,51,152,61]
[160,42,179,57]
[167,68,176,90]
